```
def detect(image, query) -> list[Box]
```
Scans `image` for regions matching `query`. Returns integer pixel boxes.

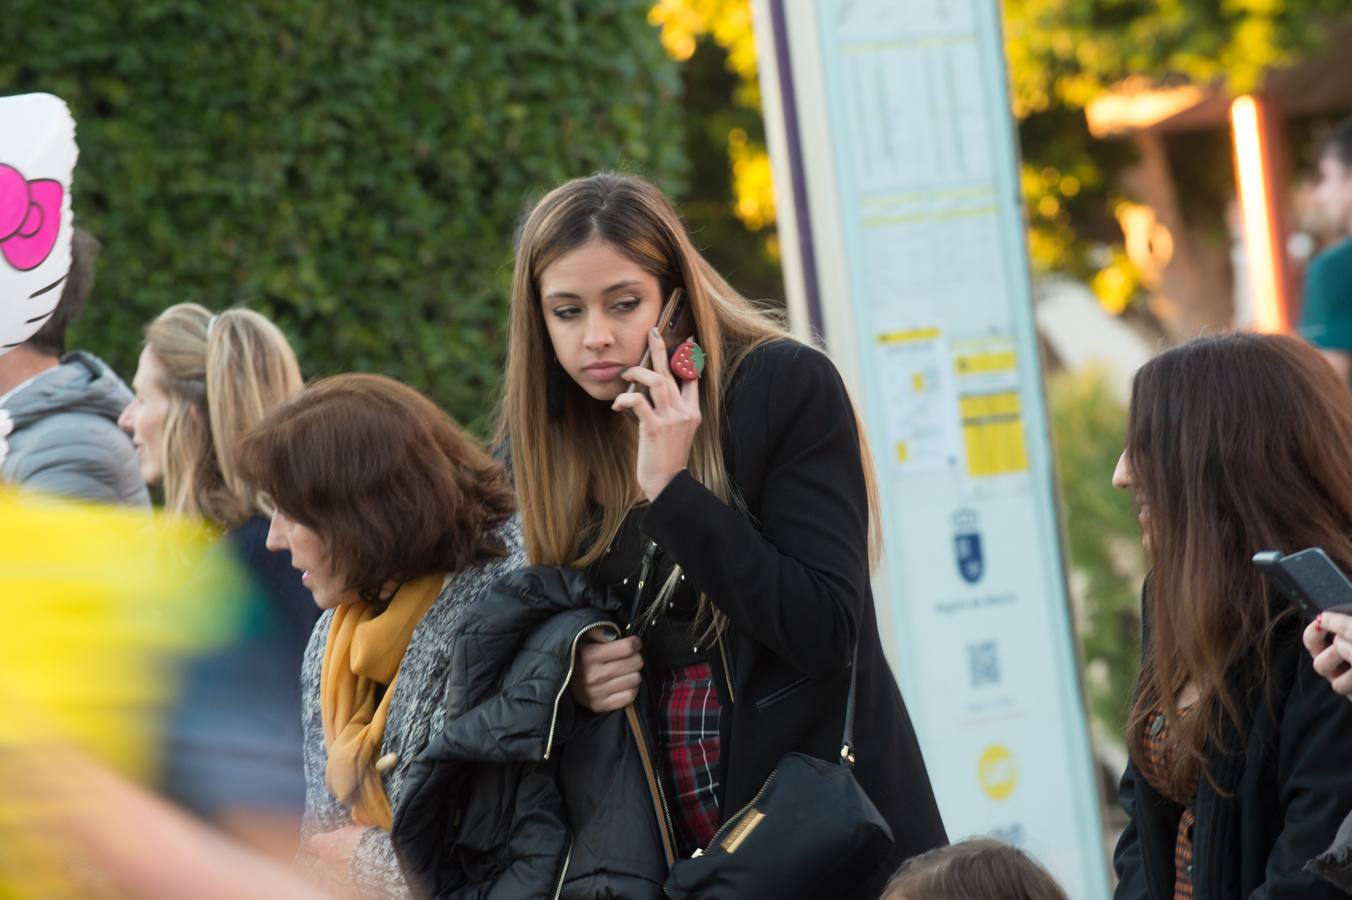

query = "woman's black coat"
[642,341,947,893]
[1113,612,1352,899]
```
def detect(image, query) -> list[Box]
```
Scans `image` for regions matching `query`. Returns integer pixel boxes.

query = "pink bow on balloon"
[0,164,63,272]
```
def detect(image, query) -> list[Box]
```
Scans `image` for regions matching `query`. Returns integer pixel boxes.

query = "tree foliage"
[1004,0,1346,302]
[1048,368,1145,741]
[1005,0,1345,117]
[655,0,1349,315]
[650,0,781,303]
[4,1,686,432]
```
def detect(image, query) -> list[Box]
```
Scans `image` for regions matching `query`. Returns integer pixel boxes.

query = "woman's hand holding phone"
[612,327,701,502]
[1306,610,1352,698]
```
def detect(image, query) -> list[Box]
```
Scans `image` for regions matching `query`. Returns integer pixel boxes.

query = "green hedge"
[3,1,686,431]
[1048,368,1145,743]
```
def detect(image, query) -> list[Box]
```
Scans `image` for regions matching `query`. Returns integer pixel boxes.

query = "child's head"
[881,839,1068,900]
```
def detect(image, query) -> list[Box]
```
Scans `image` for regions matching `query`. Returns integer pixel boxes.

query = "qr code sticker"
[967,640,1001,687]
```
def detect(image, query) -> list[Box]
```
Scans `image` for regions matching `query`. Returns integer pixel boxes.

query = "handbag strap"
[839,640,859,768]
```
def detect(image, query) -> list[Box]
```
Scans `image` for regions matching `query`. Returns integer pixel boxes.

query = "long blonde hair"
[144,303,303,528]
[499,173,881,632]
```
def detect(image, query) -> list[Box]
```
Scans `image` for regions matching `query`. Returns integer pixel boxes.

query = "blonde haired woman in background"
[120,303,303,524]
[118,302,318,856]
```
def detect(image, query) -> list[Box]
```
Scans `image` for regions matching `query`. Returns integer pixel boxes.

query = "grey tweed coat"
[296,520,525,899]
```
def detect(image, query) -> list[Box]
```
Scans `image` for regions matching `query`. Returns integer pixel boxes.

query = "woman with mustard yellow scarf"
[237,373,524,899]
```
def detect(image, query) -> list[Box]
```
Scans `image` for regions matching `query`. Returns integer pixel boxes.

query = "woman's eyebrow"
[543,280,643,301]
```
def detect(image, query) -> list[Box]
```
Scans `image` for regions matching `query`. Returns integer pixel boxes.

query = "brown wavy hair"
[1125,332,1352,797]
[882,838,1068,900]
[237,373,515,602]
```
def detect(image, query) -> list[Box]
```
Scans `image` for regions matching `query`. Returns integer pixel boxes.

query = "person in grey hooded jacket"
[0,228,147,505]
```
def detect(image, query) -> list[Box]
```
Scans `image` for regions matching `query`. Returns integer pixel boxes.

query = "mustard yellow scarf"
[321,572,445,829]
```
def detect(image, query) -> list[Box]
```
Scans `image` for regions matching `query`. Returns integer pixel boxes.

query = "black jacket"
[642,341,947,893]
[1113,616,1352,899]
[391,566,670,899]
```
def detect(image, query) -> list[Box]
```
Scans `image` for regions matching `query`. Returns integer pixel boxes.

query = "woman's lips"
[583,363,624,380]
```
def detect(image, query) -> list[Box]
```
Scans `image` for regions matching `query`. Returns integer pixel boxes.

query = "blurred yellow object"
[0,744,329,900]
[0,487,249,898]
[728,127,776,232]
[1231,94,1287,333]
[0,488,245,775]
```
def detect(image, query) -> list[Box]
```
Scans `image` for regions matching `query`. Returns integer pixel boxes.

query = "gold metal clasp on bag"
[720,809,766,854]
[840,743,856,766]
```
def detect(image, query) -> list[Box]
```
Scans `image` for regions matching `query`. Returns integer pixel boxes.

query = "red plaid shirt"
[655,661,723,855]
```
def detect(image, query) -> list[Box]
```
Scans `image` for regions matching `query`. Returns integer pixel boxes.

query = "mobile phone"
[624,287,694,404]
[1252,548,1352,619]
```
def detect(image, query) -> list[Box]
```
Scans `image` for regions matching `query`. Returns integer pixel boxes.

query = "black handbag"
[662,647,895,899]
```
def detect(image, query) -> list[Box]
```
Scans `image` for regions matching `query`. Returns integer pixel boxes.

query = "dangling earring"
[546,357,565,418]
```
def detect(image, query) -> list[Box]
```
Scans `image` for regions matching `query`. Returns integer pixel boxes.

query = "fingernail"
[651,327,660,338]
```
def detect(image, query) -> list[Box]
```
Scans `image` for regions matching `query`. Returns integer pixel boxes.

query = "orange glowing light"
[1230,95,1284,333]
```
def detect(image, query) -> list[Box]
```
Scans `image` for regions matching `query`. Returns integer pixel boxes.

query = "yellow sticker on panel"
[960,390,1029,477]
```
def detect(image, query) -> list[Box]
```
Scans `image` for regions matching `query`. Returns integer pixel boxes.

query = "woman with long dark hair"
[1112,332,1352,898]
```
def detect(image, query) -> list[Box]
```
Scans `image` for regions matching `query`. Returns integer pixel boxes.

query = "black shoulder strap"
[839,641,858,767]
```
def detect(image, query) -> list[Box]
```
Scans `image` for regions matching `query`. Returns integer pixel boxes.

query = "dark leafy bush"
[4,1,686,431]
[1048,367,1144,744]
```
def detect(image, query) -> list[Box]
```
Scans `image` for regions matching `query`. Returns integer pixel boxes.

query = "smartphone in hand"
[624,286,694,406]
[1253,548,1352,620]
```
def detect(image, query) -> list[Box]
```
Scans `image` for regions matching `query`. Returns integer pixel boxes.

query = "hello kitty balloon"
[0,94,76,357]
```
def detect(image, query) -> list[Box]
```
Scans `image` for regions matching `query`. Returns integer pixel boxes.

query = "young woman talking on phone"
[1111,333,1352,899]
[492,172,945,896]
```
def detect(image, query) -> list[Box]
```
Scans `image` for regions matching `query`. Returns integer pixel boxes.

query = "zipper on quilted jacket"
[551,839,573,900]
[544,620,617,760]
